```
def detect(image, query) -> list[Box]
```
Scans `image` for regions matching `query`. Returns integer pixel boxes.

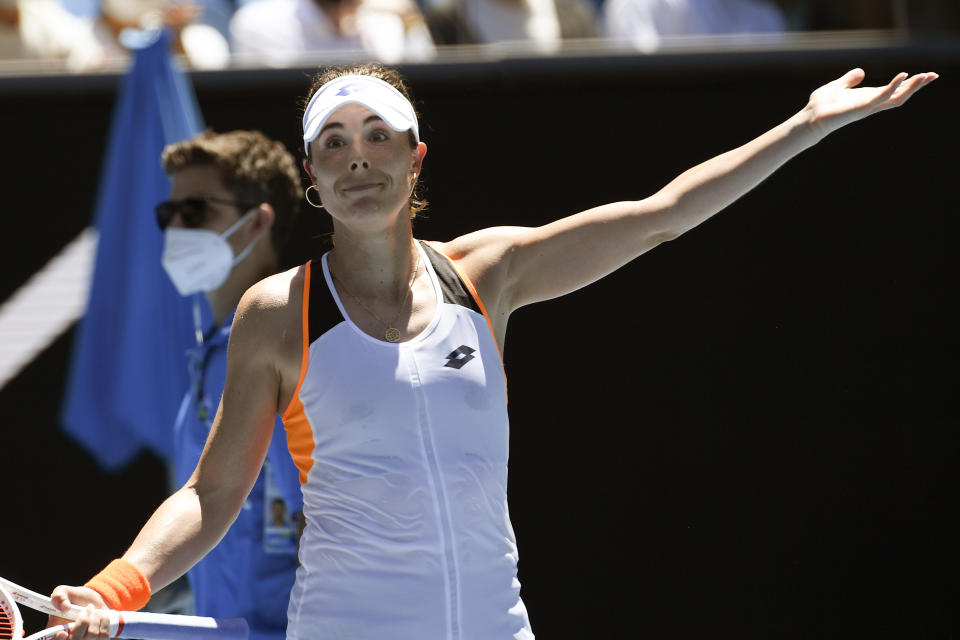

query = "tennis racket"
[0,577,247,640]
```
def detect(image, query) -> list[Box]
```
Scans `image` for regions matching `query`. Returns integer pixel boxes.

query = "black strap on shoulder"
[307,257,344,345]
[420,241,482,314]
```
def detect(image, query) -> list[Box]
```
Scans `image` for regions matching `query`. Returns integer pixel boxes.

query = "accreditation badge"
[263,458,300,554]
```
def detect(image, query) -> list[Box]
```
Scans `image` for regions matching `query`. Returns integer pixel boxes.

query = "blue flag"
[61,31,204,470]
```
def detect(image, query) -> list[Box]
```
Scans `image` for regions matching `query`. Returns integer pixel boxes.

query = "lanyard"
[187,295,219,424]
[192,294,205,348]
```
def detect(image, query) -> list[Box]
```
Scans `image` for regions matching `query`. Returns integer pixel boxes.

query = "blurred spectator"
[0,0,17,59]
[0,0,104,69]
[191,0,254,48]
[229,0,436,66]
[64,0,243,49]
[604,0,786,52]
[425,0,597,49]
[95,0,231,68]
[1,0,25,60]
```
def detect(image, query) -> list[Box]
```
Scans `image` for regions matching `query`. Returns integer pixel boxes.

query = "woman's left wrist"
[791,106,830,144]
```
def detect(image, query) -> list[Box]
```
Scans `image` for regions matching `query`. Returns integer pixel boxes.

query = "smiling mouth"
[343,183,380,192]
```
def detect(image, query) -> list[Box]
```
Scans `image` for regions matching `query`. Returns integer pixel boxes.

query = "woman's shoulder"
[235,264,306,326]
[431,226,528,261]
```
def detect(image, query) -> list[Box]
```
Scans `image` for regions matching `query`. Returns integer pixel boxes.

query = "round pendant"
[384,327,401,343]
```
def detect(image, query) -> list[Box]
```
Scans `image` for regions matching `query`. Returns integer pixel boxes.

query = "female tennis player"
[50,63,935,639]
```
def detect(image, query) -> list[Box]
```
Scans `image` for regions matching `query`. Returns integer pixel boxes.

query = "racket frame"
[0,578,247,640]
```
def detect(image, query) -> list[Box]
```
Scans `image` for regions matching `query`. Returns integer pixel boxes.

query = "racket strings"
[0,599,16,640]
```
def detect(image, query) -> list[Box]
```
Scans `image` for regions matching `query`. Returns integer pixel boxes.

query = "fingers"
[839,67,866,88]
[50,585,77,617]
[64,606,111,640]
[881,71,908,97]
[876,71,938,112]
[91,604,111,639]
[48,586,112,640]
[49,586,77,631]
[50,585,107,612]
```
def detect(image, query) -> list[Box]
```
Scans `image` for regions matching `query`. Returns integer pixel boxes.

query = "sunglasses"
[155,196,255,230]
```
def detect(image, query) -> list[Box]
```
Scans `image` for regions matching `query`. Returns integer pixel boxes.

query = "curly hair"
[162,129,302,258]
[302,63,427,219]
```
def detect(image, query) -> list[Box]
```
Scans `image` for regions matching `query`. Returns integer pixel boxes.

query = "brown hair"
[302,63,427,219]
[162,129,302,258]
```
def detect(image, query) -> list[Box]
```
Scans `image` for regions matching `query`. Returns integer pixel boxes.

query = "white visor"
[302,75,419,157]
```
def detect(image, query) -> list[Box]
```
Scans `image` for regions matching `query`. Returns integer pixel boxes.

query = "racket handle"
[108,612,248,640]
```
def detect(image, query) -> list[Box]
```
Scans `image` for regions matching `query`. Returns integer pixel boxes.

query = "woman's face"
[306,103,423,232]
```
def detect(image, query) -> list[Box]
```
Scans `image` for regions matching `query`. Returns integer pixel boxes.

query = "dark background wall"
[1,44,955,638]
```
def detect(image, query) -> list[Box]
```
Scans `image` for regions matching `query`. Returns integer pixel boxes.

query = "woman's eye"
[324,137,344,149]
[370,131,389,142]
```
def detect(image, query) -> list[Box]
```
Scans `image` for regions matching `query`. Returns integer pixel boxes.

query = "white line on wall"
[0,228,98,390]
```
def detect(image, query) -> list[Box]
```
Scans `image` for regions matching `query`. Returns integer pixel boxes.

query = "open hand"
[804,68,938,137]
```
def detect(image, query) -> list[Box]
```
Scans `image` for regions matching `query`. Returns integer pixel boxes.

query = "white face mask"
[162,209,260,296]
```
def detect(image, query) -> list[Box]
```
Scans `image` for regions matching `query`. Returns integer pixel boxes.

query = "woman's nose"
[348,139,370,171]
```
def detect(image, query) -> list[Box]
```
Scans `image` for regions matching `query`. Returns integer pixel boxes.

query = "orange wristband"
[84,559,151,611]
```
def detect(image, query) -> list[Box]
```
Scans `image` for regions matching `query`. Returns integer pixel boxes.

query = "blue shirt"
[173,307,302,640]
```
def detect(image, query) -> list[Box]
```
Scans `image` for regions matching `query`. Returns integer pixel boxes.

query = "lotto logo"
[444,346,476,370]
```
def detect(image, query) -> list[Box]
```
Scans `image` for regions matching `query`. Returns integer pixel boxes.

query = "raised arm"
[446,69,937,331]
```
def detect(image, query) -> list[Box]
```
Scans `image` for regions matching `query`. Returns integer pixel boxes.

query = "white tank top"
[281,240,534,639]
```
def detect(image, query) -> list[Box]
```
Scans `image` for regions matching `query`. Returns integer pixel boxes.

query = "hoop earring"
[305,184,324,209]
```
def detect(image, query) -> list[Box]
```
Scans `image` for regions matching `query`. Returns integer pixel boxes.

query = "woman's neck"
[327,224,419,303]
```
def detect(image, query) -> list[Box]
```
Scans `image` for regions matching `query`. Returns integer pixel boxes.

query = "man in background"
[157,129,303,640]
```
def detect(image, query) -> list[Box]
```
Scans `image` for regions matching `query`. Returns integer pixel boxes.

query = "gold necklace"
[330,246,421,343]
